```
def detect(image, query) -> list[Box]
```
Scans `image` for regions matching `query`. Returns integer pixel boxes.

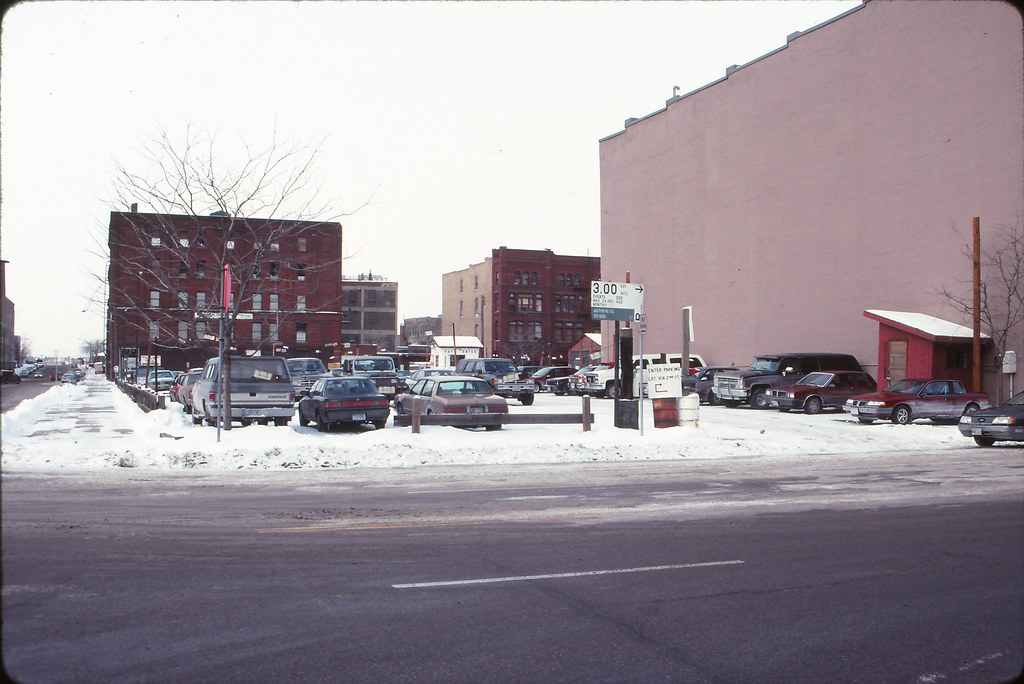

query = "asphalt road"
[3,451,1022,683]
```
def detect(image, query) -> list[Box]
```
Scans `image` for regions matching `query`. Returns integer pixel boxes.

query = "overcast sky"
[1,0,859,358]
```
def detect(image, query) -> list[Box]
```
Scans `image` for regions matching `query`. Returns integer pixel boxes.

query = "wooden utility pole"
[973,217,982,392]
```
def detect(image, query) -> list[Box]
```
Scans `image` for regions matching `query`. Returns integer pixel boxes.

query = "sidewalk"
[18,374,136,442]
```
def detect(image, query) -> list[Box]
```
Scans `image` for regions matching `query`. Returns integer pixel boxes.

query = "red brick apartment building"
[442,247,601,365]
[106,210,343,376]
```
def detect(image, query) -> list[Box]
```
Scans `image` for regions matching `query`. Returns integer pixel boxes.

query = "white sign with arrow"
[591,281,645,322]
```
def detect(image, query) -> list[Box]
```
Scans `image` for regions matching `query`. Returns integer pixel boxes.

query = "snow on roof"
[430,335,483,348]
[585,333,602,345]
[864,310,990,340]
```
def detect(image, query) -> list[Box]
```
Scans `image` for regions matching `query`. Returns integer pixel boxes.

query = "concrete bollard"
[678,392,700,428]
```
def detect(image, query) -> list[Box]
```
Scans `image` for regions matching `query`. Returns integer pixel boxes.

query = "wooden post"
[973,217,982,392]
[411,396,422,434]
[582,395,591,432]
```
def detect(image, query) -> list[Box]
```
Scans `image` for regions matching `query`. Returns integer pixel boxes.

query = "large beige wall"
[599,0,1023,383]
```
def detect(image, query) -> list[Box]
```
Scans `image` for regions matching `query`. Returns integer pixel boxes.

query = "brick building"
[442,247,601,365]
[106,210,343,376]
[340,274,399,352]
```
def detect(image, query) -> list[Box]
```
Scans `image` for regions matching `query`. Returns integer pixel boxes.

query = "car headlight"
[992,416,1016,425]
[866,401,886,407]
[782,392,794,399]
[959,414,972,424]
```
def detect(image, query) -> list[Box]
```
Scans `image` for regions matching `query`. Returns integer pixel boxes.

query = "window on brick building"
[509,320,525,340]
[269,242,280,252]
[149,290,160,308]
[269,293,279,311]
[530,322,542,340]
[178,260,188,276]
[297,237,307,252]
[252,293,262,311]
[196,321,207,339]
[149,322,158,340]
[296,295,306,311]
[534,294,543,312]
[150,236,161,246]
[178,291,188,309]
[226,240,235,250]
[196,292,207,309]
[197,261,207,277]
[269,322,279,341]
[295,263,307,282]
[296,323,307,343]
[531,272,538,286]
[269,262,279,279]
[252,323,262,342]
[177,321,188,343]
[180,238,189,247]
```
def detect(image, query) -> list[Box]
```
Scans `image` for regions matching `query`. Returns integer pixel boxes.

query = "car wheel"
[520,393,534,406]
[750,388,771,410]
[891,405,912,425]
[962,403,980,416]
[298,412,309,427]
[777,407,791,413]
[973,435,996,447]
[721,399,741,408]
[372,421,386,430]
[606,381,621,400]
[192,413,203,426]
[274,417,289,427]
[316,412,329,432]
[485,424,503,431]
[804,396,823,415]
[706,391,720,406]
[857,417,875,424]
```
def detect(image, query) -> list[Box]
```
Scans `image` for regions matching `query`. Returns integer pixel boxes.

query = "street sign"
[644,365,683,398]
[591,281,645,322]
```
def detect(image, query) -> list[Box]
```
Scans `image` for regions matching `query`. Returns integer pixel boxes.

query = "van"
[190,356,295,426]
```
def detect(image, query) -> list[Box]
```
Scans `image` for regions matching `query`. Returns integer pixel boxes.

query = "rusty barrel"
[652,397,679,429]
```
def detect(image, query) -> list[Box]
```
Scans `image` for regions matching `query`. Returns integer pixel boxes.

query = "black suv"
[713,353,863,409]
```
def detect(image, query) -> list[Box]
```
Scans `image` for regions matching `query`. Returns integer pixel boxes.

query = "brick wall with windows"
[107,210,343,375]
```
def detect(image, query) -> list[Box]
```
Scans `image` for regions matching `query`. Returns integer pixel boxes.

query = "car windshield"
[230,359,289,383]
[324,379,377,397]
[288,359,326,373]
[353,358,395,372]
[437,380,493,396]
[797,373,832,387]
[1005,391,1024,406]
[884,379,927,394]
[749,358,781,372]
[484,361,518,374]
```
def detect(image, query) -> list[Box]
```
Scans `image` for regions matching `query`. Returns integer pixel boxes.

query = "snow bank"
[1,375,970,472]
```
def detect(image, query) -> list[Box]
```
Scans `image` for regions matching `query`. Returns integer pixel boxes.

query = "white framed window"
[269,293,279,311]
[269,322,279,341]
[196,321,207,339]
[178,291,188,308]
[150,236,161,246]
[296,323,307,343]
[149,290,160,308]
[180,238,189,247]
[269,242,280,252]
[252,323,262,342]
[149,322,158,340]
[196,291,207,309]
[177,321,188,343]
[252,293,262,311]
[296,295,306,310]
[297,237,307,252]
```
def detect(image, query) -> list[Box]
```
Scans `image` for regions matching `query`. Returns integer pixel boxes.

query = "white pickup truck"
[581,353,706,398]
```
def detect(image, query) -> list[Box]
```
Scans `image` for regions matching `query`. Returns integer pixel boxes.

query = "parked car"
[190,356,295,427]
[394,375,508,430]
[337,355,402,399]
[407,368,460,383]
[170,368,203,411]
[455,357,535,405]
[286,357,328,395]
[531,366,578,394]
[715,353,864,409]
[59,371,78,384]
[145,369,177,392]
[518,365,544,381]
[567,363,613,395]
[958,390,1024,446]
[768,371,876,414]
[844,378,990,425]
[682,366,739,405]
[2,369,22,384]
[297,376,390,431]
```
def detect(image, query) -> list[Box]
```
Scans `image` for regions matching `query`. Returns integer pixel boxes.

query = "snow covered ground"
[1,373,975,472]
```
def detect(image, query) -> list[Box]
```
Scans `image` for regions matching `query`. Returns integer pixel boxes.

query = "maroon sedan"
[768,371,876,414]
[844,378,990,425]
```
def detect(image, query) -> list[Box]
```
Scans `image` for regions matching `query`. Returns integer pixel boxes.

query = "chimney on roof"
[130,203,138,213]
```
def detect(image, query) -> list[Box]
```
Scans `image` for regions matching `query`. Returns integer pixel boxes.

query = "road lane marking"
[256,515,597,534]
[392,560,745,589]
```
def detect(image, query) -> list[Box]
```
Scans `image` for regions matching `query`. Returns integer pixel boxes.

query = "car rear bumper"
[324,408,390,424]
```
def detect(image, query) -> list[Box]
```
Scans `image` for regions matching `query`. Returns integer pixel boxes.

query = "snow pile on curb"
[2,377,970,472]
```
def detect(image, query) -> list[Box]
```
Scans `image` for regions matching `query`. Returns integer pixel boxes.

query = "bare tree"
[80,338,105,363]
[101,125,361,427]
[939,219,1024,396]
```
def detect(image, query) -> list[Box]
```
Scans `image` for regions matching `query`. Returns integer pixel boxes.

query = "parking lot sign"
[591,281,645,321]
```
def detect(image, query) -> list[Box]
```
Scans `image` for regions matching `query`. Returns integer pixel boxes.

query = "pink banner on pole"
[223,264,232,312]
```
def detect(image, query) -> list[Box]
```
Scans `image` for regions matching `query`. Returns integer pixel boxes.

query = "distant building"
[0,260,19,371]
[430,335,483,368]
[341,273,398,352]
[107,210,343,375]
[442,247,601,365]
[401,316,442,346]
[569,332,602,367]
